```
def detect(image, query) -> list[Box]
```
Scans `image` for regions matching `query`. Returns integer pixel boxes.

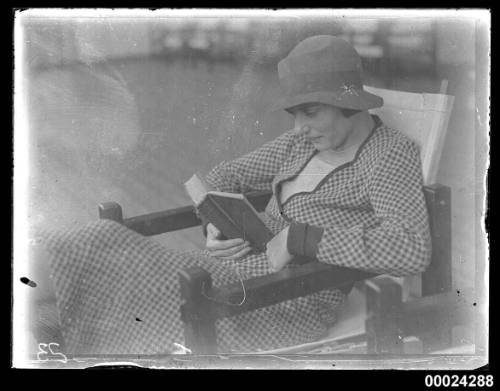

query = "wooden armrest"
[98,190,273,236]
[124,205,201,236]
[179,261,376,320]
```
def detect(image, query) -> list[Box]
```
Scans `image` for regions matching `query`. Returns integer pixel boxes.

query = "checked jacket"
[205,115,432,277]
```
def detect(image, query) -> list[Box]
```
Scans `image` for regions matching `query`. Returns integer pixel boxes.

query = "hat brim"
[269,89,384,113]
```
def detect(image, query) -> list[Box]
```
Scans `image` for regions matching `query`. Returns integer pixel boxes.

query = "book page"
[184,173,209,205]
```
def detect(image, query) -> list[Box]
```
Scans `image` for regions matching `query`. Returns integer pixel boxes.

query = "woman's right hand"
[205,223,252,260]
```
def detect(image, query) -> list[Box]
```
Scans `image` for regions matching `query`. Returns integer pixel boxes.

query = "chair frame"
[98,183,472,355]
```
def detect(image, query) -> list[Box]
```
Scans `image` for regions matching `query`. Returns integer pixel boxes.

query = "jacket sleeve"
[203,129,300,193]
[286,138,432,277]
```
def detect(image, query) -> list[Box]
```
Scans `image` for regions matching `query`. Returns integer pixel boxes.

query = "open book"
[184,173,274,252]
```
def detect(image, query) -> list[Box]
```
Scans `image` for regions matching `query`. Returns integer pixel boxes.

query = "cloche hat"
[271,35,383,112]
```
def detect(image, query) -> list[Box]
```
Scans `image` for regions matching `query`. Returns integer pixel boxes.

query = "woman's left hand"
[266,226,294,272]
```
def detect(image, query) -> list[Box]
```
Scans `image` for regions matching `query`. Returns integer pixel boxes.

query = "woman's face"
[288,103,354,151]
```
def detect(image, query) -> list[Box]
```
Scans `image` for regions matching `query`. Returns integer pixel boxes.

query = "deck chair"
[98,83,463,355]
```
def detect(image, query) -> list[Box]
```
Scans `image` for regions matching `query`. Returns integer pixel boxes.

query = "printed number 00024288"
[424,375,493,388]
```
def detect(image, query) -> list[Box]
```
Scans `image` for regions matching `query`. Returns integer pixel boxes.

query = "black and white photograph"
[13,8,490,370]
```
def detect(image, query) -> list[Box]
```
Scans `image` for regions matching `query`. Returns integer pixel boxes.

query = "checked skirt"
[37,218,345,355]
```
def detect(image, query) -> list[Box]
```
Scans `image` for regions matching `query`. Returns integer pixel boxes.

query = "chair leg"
[178,266,217,355]
[366,277,404,354]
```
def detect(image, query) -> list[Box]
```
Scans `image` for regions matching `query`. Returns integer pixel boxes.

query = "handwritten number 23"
[37,343,68,363]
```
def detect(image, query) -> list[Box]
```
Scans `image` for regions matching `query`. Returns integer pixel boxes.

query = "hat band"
[280,70,362,98]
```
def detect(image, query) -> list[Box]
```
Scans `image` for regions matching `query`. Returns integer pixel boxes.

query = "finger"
[218,246,253,260]
[206,239,246,252]
[210,242,250,257]
[206,224,221,239]
[207,238,247,251]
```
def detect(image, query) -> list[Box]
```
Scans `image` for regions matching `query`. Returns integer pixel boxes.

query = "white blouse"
[280,148,358,204]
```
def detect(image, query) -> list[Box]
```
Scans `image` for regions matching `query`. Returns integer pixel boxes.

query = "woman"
[34,35,431,355]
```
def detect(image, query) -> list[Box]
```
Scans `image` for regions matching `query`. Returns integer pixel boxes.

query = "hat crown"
[278,35,362,77]
[271,35,383,112]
